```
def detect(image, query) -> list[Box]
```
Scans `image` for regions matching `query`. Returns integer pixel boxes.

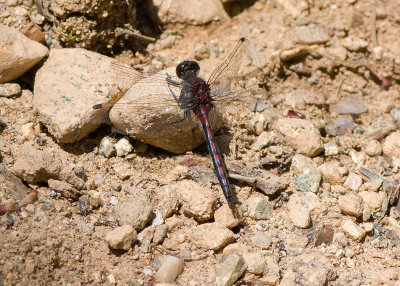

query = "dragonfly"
[88,37,265,207]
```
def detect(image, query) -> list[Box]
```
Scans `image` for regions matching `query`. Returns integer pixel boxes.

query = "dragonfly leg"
[166,74,184,104]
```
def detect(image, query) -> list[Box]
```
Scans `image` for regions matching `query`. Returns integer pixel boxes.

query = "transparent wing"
[83,61,185,126]
[109,61,181,87]
[207,37,259,94]
[211,83,266,106]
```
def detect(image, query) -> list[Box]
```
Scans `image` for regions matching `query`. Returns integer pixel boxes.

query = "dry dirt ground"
[1,0,400,285]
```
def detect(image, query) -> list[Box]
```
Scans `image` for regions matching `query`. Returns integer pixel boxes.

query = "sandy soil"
[1,0,400,285]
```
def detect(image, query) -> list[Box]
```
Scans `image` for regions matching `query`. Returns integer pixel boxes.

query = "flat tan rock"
[0,24,48,83]
[189,223,234,250]
[33,48,132,143]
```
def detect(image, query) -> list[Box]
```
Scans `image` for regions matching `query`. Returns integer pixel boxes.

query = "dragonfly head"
[176,61,200,79]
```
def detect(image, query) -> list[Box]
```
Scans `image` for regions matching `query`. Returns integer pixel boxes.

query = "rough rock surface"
[275,118,323,157]
[189,223,234,250]
[33,48,132,143]
[0,24,48,83]
[175,180,217,222]
[105,225,137,250]
[151,0,228,25]
[13,143,62,183]
[113,198,153,231]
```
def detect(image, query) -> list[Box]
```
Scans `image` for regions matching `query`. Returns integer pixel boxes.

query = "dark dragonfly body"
[169,60,234,205]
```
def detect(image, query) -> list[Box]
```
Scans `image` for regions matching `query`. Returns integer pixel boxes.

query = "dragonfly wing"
[110,60,180,87]
[211,83,266,105]
[109,76,186,134]
[207,37,259,91]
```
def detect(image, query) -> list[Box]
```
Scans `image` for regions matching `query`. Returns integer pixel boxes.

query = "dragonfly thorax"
[191,81,212,105]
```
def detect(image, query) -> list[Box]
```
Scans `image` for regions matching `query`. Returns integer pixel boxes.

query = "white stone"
[318,161,347,184]
[324,142,339,156]
[20,122,35,141]
[114,137,133,156]
[154,256,184,283]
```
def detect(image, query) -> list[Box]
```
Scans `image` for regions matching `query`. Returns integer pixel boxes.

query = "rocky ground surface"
[1,0,400,285]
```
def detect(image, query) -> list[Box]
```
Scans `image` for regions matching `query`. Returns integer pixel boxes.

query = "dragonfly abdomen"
[196,105,234,205]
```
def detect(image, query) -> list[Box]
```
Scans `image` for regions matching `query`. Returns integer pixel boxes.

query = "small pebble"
[105,225,137,250]
[331,96,367,114]
[362,222,374,232]
[214,204,241,229]
[247,196,272,220]
[0,83,21,97]
[176,180,217,222]
[294,24,329,45]
[364,179,382,192]
[215,254,247,286]
[25,204,35,213]
[358,191,383,211]
[342,35,368,51]
[287,193,315,228]
[318,161,347,184]
[99,137,116,158]
[291,154,318,174]
[251,231,272,249]
[390,107,400,125]
[110,196,119,206]
[382,131,400,157]
[189,223,234,250]
[274,118,323,157]
[343,172,362,192]
[373,46,384,60]
[114,137,133,157]
[366,117,396,138]
[194,43,210,60]
[151,210,164,227]
[315,225,334,246]
[324,142,339,156]
[20,123,35,141]
[365,140,382,156]
[242,252,264,275]
[293,171,321,193]
[152,224,168,245]
[349,150,366,165]
[280,47,309,62]
[154,256,184,283]
[325,116,357,136]
[113,198,152,231]
[338,194,363,217]
[342,220,366,241]
[78,196,92,216]
[253,131,275,149]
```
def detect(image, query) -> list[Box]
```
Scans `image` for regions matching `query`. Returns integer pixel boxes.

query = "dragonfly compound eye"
[176,61,200,79]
